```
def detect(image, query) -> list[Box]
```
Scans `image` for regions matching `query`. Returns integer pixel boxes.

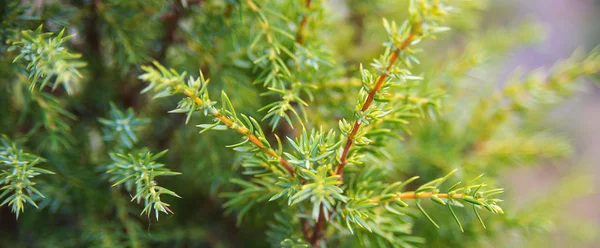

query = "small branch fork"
[335,33,415,179]
[177,0,316,177]
[176,1,319,242]
[306,32,416,247]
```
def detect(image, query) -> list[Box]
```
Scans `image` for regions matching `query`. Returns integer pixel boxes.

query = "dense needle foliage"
[0,0,598,247]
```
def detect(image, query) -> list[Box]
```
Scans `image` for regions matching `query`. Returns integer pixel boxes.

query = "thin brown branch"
[156,1,185,62]
[309,29,416,248]
[178,87,295,176]
[335,33,415,180]
[295,0,312,44]
[86,0,102,57]
[309,204,326,246]
[300,218,313,241]
[350,12,365,45]
[224,3,234,18]
[156,0,204,61]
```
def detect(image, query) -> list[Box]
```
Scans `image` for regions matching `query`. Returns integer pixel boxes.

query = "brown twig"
[295,0,312,45]
[350,12,365,45]
[335,33,415,180]
[178,87,295,176]
[86,0,102,57]
[156,1,185,62]
[156,0,204,61]
[309,26,416,248]
[300,218,313,241]
[309,205,326,246]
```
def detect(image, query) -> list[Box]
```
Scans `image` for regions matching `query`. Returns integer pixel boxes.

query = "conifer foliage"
[1,0,598,247]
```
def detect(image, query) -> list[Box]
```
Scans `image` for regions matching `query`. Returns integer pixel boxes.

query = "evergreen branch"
[139,62,295,176]
[179,83,295,175]
[343,170,503,234]
[100,104,180,221]
[98,103,149,149]
[106,149,181,220]
[245,0,311,129]
[336,0,454,179]
[2,0,598,247]
[0,135,54,218]
[9,25,86,95]
[336,33,414,178]
[327,1,460,243]
[373,191,502,210]
[378,186,503,230]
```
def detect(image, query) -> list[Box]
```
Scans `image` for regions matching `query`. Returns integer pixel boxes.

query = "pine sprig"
[139,61,295,175]
[246,0,301,128]
[9,25,86,95]
[106,149,181,220]
[283,128,339,170]
[290,166,347,221]
[99,103,150,149]
[99,104,179,221]
[245,0,328,129]
[342,170,503,236]
[0,135,54,218]
[336,0,454,179]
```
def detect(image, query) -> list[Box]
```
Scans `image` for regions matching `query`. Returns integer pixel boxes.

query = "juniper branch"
[180,86,294,174]
[336,0,453,179]
[139,62,295,176]
[0,135,54,218]
[336,33,414,179]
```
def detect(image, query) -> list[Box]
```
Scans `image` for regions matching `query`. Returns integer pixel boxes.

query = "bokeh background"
[499,0,600,246]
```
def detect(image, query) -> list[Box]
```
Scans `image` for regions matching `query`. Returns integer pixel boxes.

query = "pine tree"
[1,0,598,247]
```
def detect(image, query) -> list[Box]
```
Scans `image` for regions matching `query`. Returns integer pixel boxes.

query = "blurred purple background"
[502,0,600,245]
